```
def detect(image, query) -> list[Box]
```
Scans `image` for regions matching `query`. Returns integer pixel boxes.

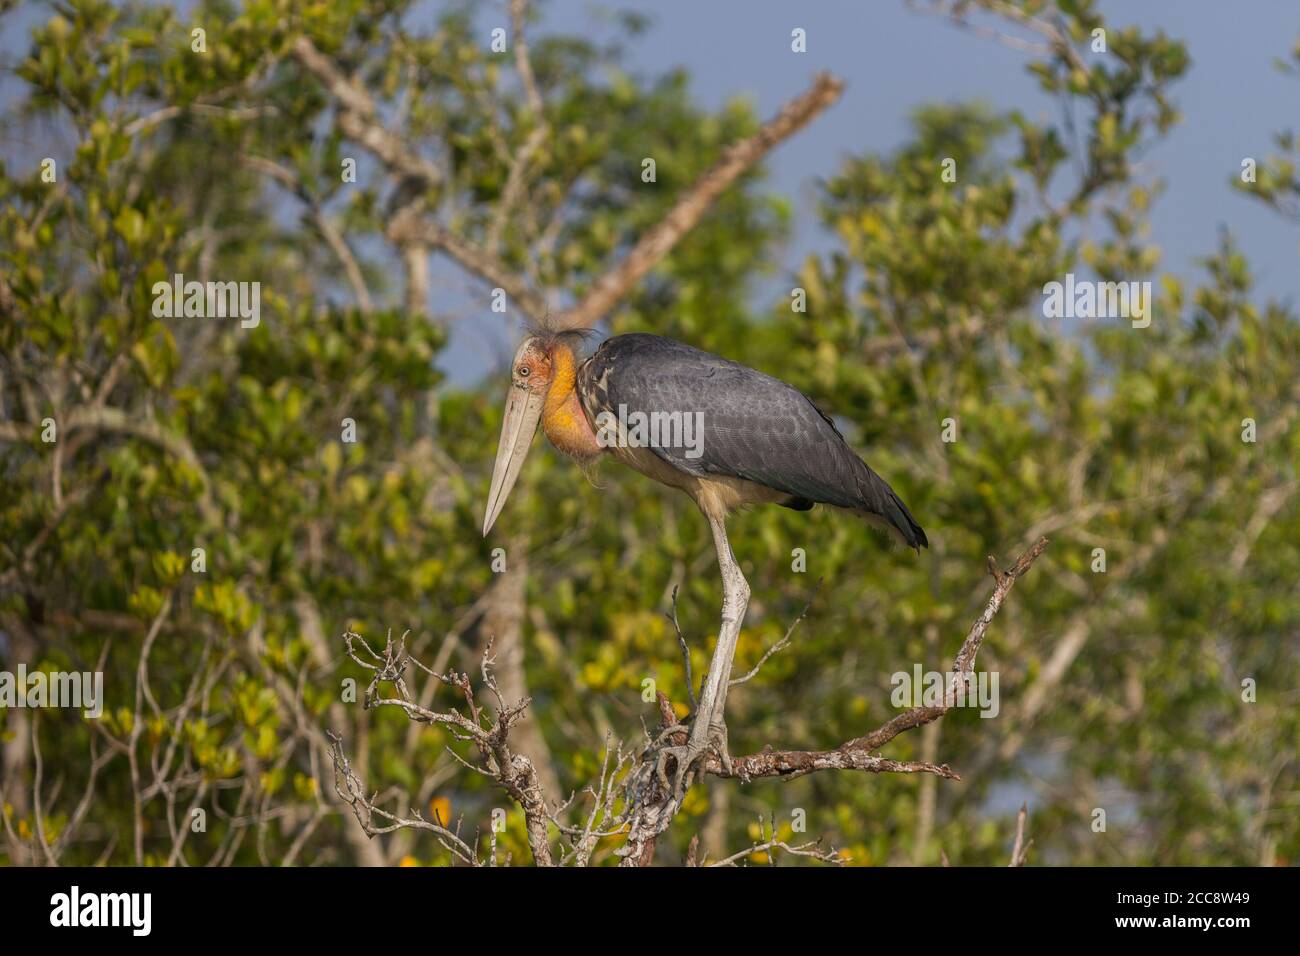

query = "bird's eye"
[517,365,530,377]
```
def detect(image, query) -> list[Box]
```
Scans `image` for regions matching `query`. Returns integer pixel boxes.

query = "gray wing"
[579,334,927,548]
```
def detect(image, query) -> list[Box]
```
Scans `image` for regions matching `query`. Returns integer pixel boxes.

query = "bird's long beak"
[483,384,545,536]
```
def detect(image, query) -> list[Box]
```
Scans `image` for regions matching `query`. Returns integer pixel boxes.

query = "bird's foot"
[653,716,732,802]
[651,723,691,747]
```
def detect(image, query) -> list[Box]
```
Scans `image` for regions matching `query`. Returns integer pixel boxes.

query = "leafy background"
[1,0,1297,865]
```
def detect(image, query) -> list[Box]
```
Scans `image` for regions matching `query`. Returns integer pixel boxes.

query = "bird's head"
[483,330,589,536]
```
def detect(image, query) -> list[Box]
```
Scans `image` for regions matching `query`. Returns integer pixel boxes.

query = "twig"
[730,579,821,686]
[666,586,695,709]
[240,153,374,314]
[709,815,844,867]
[327,731,478,865]
[290,37,441,185]
[705,538,1050,782]
[1009,802,1032,866]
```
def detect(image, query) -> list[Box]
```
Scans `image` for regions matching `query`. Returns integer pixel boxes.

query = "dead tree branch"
[615,537,1049,865]
[334,630,556,866]
[338,538,1047,866]
[327,732,478,865]
[1009,801,1032,866]
[711,538,1047,786]
[707,814,844,867]
[239,153,374,314]
[293,26,843,329]
[560,72,845,330]
[290,37,441,186]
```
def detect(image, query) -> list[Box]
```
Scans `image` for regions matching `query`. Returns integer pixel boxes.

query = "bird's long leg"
[660,511,748,797]
[696,512,748,754]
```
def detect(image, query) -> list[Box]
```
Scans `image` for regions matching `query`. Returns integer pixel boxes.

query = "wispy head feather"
[525,313,597,355]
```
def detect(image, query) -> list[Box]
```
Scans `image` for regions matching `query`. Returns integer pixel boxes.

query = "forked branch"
[332,538,1048,866]
[702,537,1050,783]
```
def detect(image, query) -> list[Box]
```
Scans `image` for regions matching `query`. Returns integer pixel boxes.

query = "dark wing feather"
[579,334,927,549]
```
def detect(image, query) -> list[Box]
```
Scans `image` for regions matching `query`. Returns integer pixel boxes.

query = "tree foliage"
[1,0,1296,866]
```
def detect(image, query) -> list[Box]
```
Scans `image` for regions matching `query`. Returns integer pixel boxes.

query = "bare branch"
[560,72,845,329]
[487,0,551,254]
[712,536,1049,783]
[391,219,549,322]
[666,586,696,709]
[327,731,478,865]
[339,630,557,866]
[730,580,821,687]
[290,37,441,185]
[240,153,374,314]
[345,538,1047,867]
[1009,801,1032,866]
[709,815,845,867]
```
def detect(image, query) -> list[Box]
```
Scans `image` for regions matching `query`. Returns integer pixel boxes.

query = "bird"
[483,329,927,796]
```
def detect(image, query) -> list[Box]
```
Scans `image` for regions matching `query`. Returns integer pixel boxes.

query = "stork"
[483,330,927,793]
